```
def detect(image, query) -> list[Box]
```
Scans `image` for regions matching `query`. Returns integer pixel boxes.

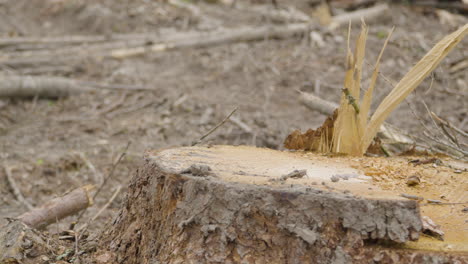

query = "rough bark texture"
[98,146,467,263]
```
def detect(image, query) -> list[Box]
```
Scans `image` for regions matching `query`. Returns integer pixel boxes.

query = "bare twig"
[4,165,34,210]
[77,185,122,232]
[75,142,130,225]
[0,75,156,99]
[192,107,238,146]
[329,4,389,29]
[298,90,337,115]
[79,81,156,91]
[0,75,84,98]
[92,142,130,201]
[431,111,467,138]
[423,131,467,157]
[110,23,312,59]
[18,185,94,229]
[400,193,424,201]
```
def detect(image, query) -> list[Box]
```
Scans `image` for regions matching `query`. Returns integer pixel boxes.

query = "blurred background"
[0,0,466,236]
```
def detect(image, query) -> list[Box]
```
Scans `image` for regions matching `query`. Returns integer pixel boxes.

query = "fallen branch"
[110,23,313,59]
[247,5,311,23]
[0,75,156,98]
[0,24,313,66]
[329,3,389,29]
[298,90,336,116]
[0,75,84,98]
[17,185,94,229]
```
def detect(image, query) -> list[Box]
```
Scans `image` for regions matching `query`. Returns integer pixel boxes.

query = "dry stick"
[329,3,389,29]
[423,131,468,157]
[73,184,118,259]
[75,142,131,225]
[421,100,460,148]
[3,165,34,210]
[1,24,312,67]
[110,23,312,59]
[92,142,130,202]
[78,81,156,92]
[298,90,336,115]
[77,185,122,232]
[245,5,311,23]
[17,185,94,229]
[431,112,468,138]
[0,75,156,99]
[1,31,209,64]
[192,107,238,146]
[0,75,84,98]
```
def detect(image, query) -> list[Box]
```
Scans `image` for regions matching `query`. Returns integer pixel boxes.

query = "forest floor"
[0,0,466,262]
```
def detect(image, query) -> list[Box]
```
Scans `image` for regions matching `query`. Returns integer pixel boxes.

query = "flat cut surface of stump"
[149,145,468,252]
[101,145,467,263]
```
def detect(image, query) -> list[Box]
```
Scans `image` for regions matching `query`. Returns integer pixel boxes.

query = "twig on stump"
[192,107,238,146]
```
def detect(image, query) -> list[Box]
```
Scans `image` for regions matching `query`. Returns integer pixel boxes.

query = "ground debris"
[270,169,307,182]
[421,216,445,241]
[400,193,424,201]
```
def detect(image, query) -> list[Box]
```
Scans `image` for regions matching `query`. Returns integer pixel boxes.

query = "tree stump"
[99,145,467,263]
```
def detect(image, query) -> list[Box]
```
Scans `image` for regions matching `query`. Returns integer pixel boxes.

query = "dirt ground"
[0,0,466,262]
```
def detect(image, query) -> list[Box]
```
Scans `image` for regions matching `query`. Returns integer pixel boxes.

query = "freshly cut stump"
[101,145,467,263]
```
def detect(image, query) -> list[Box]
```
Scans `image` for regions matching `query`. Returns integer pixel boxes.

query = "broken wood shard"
[99,145,467,263]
